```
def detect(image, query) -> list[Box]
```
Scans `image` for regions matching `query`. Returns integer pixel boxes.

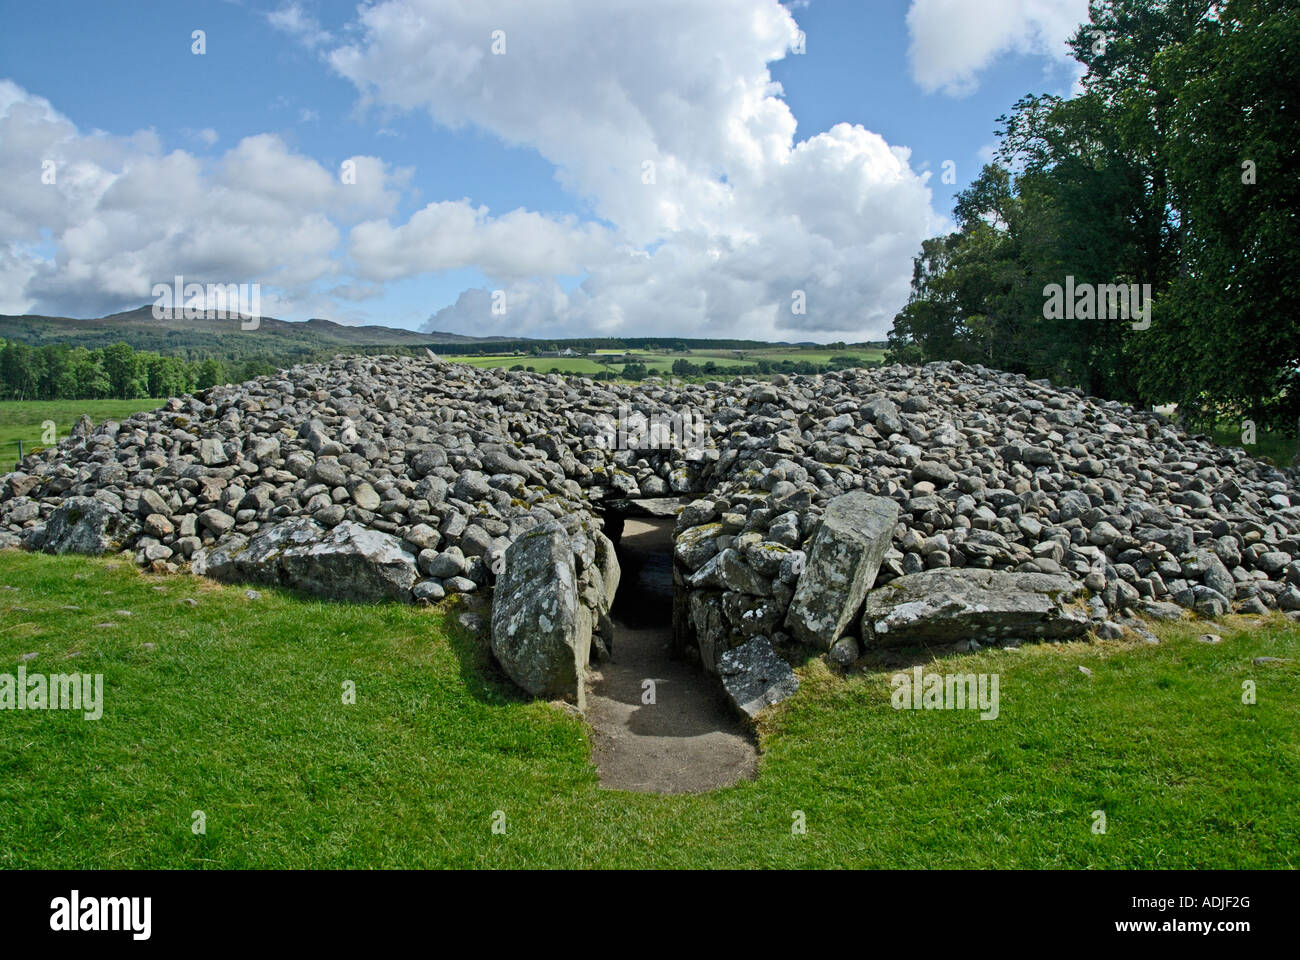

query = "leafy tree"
[196,358,226,390]
[888,0,1298,433]
[101,342,142,398]
[1140,0,1299,431]
[0,341,39,399]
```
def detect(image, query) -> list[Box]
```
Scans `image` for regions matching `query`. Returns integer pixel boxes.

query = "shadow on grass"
[777,637,990,675]
[180,568,530,709]
[436,594,534,708]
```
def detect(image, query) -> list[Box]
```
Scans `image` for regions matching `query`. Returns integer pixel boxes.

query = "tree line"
[0,340,277,401]
[887,0,1298,434]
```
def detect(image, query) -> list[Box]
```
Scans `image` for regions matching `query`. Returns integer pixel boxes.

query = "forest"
[887,0,1298,434]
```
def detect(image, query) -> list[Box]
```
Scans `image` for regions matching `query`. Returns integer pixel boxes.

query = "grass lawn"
[456,355,627,376]
[0,399,166,467]
[1211,422,1297,469]
[1,550,1296,869]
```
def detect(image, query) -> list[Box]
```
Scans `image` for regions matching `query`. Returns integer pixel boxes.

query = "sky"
[0,0,1090,341]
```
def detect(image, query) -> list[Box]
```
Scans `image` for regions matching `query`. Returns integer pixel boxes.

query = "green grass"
[1,550,1296,868]
[456,355,622,376]
[0,399,166,464]
[1211,422,1297,468]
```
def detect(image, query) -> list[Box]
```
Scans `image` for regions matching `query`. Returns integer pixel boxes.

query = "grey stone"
[490,522,590,706]
[413,579,446,602]
[423,547,468,578]
[351,482,381,511]
[40,497,137,556]
[277,521,418,602]
[199,509,235,536]
[718,637,799,718]
[862,568,1088,647]
[200,517,417,602]
[785,491,899,649]
[827,635,860,667]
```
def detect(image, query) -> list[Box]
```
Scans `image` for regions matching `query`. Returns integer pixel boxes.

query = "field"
[0,399,166,470]
[453,345,887,378]
[1,550,1296,869]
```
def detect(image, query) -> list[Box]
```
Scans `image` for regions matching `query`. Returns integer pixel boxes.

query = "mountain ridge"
[0,305,507,348]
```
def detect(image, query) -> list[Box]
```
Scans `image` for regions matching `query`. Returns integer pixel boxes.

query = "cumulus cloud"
[0,80,405,317]
[349,202,618,283]
[6,0,949,339]
[266,3,333,50]
[326,0,942,339]
[906,0,1089,95]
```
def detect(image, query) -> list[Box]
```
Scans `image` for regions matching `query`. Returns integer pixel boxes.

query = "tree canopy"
[888,0,1298,433]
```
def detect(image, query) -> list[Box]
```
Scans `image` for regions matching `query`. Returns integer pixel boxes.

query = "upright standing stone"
[785,491,899,649]
[490,522,590,707]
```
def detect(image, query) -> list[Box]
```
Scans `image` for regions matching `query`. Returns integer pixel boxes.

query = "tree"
[0,341,40,399]
[888,0,1298,431]
[1140,0,1300,431]
[196,358,226,389]
[101,342,142,398]
[71,348,111,399]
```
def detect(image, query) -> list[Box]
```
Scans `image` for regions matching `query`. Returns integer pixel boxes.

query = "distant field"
[458,355,623,375]
[453,346,888,379]
[0,399,165,467]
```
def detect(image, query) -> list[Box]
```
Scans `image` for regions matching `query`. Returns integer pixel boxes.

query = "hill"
[0,305,506,358]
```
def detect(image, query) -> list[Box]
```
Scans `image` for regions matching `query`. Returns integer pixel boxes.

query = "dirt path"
[585,518,757,793]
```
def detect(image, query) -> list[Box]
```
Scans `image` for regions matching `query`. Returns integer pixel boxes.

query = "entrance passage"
[585,517,757,793]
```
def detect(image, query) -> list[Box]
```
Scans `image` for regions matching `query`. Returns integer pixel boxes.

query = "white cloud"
[349,202,617,283]
[5,1,951,339]
[325,0,943,339]
[266,3,333,50]
[0,80,405,317]
[906,0,1089,96]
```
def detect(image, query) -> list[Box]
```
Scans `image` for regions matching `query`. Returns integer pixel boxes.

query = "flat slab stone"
[718,637,799,719]
[862,568,1088,647]
[197,518,418,603]
[603,497,690,518]
[280,521,419,602]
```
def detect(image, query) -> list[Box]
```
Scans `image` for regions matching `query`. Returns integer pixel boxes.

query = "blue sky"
[0,0,1089,340]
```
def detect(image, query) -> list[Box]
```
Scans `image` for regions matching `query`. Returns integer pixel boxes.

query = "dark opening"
[609,518,674,630]
[585,513,757,794]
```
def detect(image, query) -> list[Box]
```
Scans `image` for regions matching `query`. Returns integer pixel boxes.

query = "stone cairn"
[2,355,1297,717]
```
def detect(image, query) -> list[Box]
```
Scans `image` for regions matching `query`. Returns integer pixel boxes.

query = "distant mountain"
[0,305,518,349]
[0,306,870,366]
